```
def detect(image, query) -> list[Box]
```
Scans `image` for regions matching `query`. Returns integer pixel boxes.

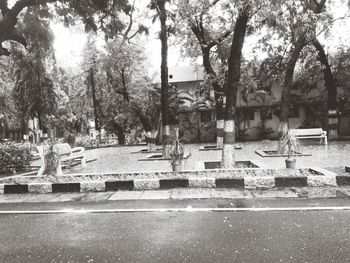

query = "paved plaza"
[29,141,350,174]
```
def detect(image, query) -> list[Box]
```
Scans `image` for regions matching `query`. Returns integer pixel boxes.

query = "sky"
[51,1,350,74]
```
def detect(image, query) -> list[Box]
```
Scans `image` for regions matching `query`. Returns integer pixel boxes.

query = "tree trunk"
[278,36,305,137]
[313,38,338,139]
[115,125,125,145]
[90,68,100,137]
[158,0,170,143]
[313,39,337,109]
[221,7,250,169]
[201,46,225,147]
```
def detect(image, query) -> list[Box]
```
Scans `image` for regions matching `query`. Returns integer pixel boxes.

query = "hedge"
[0,142,33,174]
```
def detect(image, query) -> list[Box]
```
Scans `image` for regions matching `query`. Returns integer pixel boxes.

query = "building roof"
[168,65,205,83]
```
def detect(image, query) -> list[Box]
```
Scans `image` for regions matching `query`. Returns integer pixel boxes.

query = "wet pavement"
[1,200,350,262]
[1,186,350,205]
[29,141,350,174]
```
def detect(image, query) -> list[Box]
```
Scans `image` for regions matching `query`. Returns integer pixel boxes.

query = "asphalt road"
[0,199,350,262]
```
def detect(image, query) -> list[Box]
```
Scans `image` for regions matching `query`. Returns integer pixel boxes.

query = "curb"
[1,174,349,195]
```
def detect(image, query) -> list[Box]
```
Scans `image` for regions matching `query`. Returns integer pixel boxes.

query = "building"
[169,65,350,142]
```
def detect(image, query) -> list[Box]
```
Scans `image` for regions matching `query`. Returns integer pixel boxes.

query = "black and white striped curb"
[0,169,348,195]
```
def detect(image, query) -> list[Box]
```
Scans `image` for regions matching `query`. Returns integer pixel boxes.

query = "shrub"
[64,133,77,147]
[75,135,94,148]
[0,142,32,174]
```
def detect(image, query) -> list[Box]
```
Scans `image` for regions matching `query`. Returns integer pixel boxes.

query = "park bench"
[289,128,327,145]
[36,143,86,175]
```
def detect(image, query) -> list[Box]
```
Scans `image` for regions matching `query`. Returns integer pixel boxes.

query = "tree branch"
[11,0,53,18]
[0,44,10,56]
[0,0,9,16]
[208,29,232,49]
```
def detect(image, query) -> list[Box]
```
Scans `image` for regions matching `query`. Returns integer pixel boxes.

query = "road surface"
[0,198,350,262]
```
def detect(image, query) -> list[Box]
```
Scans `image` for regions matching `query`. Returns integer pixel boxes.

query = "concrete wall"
[237,106,307,140]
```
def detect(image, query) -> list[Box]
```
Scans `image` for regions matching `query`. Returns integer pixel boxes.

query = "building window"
[243,109,255,121]
[289,105,299,118]
[200,111,212,123]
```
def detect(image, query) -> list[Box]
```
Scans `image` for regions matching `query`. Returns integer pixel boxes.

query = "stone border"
[0,169,346,195]
[138,154,191,162]
[194,159,266,170]
[255,150,312,157]
[131,148,162,154]
[199,145,243,151]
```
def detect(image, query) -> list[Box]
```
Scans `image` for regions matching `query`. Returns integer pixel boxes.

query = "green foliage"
[0,142,32,174]
[75,134,95,148]
[0,57,20,131]
[11,8,57,129]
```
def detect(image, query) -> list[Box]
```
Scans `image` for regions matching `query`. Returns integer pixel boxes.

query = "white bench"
[289,128,327,145]
[37,143,86,175]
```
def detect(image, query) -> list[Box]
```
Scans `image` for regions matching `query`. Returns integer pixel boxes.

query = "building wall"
[173,74,350,141]
[179,111,216,143]
[237,106,307,140]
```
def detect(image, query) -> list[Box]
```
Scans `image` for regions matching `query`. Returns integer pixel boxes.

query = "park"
[0,0,350,262]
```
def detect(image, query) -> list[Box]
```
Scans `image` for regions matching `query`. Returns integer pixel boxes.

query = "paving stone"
[134,179,160,190]
[252,189,298,198]
[46,193,86,202]
[189,178,215,188]
[28,183,52,194]
[210,189,253,199]
[336,187,350,197]
[0,194,31,203]
[21,193,63,203]
[307,176,337,187]
[244,177,275,189]
[80,192,113,202]
[292,187,337,198]
[108,191,143,200]
[80,181,106,192]
[170,189,212,199]
[138,190,171,200]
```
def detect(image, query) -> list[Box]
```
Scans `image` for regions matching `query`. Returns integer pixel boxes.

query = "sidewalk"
[0,186,350,204]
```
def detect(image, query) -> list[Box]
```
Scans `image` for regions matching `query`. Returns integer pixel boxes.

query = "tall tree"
[221,3,251,168]
[11,7,57,141]
[0,0,129,56]
[149,0,171,145]
[175,0,233,147]
[275,0,327,136]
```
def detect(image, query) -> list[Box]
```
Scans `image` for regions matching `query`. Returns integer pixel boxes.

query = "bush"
[0,142,32,174]
[64,133,77,147]
[75,135,94,148]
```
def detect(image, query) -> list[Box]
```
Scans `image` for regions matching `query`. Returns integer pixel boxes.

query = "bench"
[36,143,86,175]
[289,128,327,145]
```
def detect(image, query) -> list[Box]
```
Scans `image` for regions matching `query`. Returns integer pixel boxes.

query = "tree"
[0,0,129,56]
[221,2,251,168]
[11,7,57,141]
[149,0,171,145]
[313,38,337,110]
[0,56,17,138]
[175,0,233,147]
[268,0,328,136]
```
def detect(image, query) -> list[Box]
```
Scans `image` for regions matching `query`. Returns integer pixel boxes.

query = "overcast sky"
[51,1,350,74]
